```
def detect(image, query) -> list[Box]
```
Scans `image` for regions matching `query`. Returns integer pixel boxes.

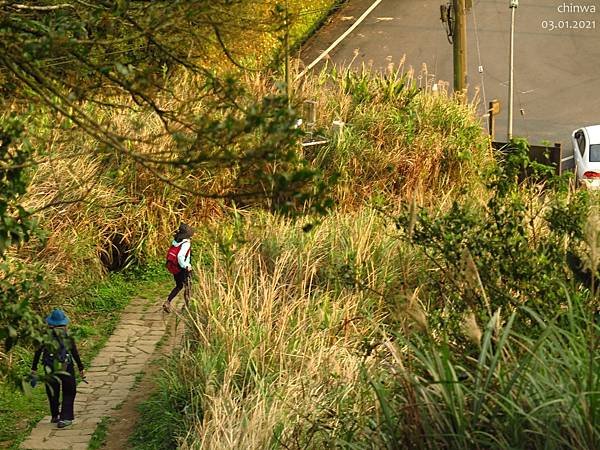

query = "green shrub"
[364,298,599,450]
[393,141,590,329]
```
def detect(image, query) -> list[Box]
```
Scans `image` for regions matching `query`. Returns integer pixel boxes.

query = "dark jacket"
[32,328,84,373]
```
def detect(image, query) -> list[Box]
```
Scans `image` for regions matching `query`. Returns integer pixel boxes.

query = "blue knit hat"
[46,309,69,327]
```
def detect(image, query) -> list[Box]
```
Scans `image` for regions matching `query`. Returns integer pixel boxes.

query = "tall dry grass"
[18,107,217,292]
[289,63,495,206]
[147,202,598,449]
[164,209,409,449]
[11,58,492,305]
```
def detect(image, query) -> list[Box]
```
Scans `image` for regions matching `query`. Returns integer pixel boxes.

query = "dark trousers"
[166,269,190,304]
[45,365,77,420]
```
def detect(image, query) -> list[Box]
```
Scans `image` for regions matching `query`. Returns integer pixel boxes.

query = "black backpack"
[42,328,72,371]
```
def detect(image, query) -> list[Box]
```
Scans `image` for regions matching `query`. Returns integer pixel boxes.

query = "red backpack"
[165,244,190,275]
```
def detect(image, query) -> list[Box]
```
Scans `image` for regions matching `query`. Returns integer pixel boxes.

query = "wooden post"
[332,120,345,144]
[553,142,562,175]
[488,99,500,140]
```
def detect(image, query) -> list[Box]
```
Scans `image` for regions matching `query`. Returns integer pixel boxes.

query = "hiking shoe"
[57,420,72,428]
[50,416,60,423]
[162,302,171,313]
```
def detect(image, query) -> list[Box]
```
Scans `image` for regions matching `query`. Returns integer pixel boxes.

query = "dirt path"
[19,297,180,450]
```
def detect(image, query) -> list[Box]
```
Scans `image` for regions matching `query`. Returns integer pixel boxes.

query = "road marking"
[295,0,384,81]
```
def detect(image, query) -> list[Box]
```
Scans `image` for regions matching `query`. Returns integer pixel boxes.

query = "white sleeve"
[177,241,191,269]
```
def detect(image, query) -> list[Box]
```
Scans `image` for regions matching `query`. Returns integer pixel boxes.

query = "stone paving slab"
[20,297,170,450]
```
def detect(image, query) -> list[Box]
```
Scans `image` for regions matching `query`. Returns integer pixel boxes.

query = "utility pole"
[441,1,468,93]
[453,0,467,93]
[507,0,518,140]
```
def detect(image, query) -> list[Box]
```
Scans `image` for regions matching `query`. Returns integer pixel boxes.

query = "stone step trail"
[20,298,169,450]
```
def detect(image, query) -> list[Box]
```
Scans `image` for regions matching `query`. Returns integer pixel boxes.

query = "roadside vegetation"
[132,72,598,449]
[136,176,598,449]
[294,67,492,204]
[1,1,598,449]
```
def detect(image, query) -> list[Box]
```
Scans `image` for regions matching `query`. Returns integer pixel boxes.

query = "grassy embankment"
[135,210,599,449]
[130,68,598,449]
[1,1,342,448]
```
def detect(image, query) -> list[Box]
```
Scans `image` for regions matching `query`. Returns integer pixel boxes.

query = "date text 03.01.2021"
[541,20,596,31]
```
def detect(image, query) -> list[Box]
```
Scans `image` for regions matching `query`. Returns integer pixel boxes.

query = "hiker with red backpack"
[163,223,195,313]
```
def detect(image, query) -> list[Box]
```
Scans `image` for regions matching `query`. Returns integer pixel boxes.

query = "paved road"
[301,0,600,148]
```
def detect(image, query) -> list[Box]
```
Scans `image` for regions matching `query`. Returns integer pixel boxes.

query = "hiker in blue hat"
[31,308,85,428]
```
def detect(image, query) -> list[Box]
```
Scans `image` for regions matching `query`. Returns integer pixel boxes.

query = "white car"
[572,125,600,189]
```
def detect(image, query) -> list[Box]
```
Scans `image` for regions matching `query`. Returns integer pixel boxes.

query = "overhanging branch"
[5,3,75,11]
